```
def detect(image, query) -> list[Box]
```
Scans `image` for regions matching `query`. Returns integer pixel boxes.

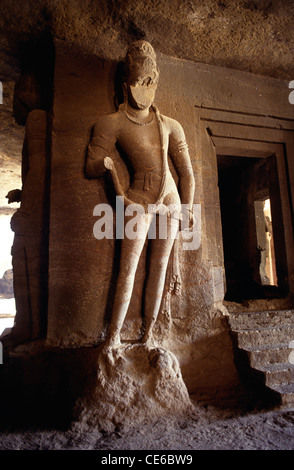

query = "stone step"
[228,309,294,407]
[254,363,294,387]
[235,326,294,349]
[242,344,293,368]
[270,382,294,406]
[229,309,294,331]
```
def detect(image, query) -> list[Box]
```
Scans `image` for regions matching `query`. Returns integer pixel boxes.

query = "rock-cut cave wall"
[44,40,294,397]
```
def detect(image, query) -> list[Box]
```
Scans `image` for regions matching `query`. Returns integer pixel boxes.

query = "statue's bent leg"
[142,215,179,343]
[106,213,153,347]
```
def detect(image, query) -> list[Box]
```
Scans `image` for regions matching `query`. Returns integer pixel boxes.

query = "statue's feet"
[104,330,121,349]
[141,332,156,348]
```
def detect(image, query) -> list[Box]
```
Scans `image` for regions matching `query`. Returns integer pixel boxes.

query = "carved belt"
[133,171,162,191]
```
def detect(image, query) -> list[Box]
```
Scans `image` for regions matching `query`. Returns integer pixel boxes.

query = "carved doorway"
[217,153,288,302]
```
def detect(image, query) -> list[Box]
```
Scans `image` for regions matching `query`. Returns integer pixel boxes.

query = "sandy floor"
[0,400,293,451]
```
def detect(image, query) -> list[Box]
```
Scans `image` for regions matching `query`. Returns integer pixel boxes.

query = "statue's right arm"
[85,117,116,178]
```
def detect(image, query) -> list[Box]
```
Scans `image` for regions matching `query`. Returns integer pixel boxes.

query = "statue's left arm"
[168,118,195,212]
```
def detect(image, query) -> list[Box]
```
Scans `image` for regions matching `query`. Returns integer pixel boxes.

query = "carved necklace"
[124,105,154,126]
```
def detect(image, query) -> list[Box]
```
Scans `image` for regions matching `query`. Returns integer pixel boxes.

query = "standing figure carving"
[85,41,195,347]
[6,74,49,343]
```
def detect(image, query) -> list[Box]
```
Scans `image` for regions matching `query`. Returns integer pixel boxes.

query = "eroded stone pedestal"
[74,343,193,431]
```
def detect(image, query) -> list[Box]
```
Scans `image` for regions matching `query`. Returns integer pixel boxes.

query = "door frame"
[196,105,294,299]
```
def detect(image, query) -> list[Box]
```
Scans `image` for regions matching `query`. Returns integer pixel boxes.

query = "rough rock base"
[74,343,193,432]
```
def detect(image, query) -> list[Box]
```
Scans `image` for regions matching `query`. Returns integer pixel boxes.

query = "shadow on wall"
[0,345,109,429]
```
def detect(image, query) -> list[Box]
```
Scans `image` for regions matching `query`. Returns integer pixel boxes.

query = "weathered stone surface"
[83,40,195,348]
[46,52,117,347]
[229,309,294,406]
[0,6,293,418]
[45,39,294,397]
[74,344,193,431]
[229,309,294,330]
[1,1,293,193]
[0,0,293,81]
[8,109,49,343]
[0,80,23,214]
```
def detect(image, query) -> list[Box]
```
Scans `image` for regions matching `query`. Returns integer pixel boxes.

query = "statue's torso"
[115,110,180,208]
[117,119,162,174]
[90,107,183,208]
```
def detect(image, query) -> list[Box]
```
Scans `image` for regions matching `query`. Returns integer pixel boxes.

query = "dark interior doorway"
[217,154,288,302]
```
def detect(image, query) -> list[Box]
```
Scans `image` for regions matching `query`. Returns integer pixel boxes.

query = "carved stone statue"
[85,41,195,347]
[5,74,49,343]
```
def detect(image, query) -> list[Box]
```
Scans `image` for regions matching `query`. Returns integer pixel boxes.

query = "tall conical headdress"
[125,40,159,85]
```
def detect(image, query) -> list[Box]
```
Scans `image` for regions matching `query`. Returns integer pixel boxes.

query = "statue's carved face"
[128,82,157,110]
[125,62,158,110]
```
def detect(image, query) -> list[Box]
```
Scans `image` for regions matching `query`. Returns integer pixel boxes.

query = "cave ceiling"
[1,0,293,81]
